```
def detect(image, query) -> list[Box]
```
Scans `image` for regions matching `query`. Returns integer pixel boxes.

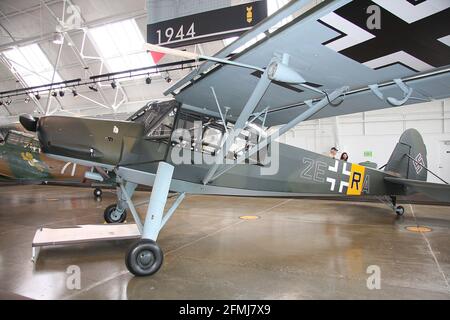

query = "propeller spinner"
[19,114,39,132]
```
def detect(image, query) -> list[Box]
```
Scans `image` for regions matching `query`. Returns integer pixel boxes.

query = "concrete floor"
[0,185,449,300]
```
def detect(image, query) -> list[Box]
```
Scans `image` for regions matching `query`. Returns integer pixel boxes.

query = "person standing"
[329,147,338,159]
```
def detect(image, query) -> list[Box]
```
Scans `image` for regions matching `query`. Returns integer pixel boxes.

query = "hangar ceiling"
[0,0,293,125]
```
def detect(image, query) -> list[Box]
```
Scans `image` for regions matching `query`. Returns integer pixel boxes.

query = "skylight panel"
[89,19,155,73]
[3,43,62,87]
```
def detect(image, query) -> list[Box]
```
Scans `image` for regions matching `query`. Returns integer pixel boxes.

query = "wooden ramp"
[31,224,141,262]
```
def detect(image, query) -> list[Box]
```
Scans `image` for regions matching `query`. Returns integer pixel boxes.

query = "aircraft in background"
[0,130,115,201]
[18,0,450,276]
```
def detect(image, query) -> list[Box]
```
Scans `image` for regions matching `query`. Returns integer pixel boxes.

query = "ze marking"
[300,157,327,182]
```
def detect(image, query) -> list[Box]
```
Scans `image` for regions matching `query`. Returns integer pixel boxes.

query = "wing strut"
[202,61,274,184]
[210,86,229,134]
[208,86,349,183]
[200,53,310,184]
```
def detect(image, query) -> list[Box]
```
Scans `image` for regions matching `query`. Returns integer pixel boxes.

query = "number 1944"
[156,23,196,44]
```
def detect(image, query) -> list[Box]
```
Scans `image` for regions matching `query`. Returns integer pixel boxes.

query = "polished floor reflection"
[0,185,449,299]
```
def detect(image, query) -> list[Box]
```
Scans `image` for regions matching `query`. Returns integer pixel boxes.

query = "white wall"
[279,99,450,183]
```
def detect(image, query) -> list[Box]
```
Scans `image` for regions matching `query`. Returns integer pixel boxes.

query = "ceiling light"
[145,76,151,85]
[5,98,12,106]
[72,89,78,97]
[59,90,65,97]
[24,97,30,103]
[111,81,117,89]
[166,76,172,83]
[0,101,3,106]
[35,93,41,100]
[88,85,98,92]
[51,91,57,97]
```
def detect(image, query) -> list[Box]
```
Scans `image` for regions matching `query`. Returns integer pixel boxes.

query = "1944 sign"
[147,1,267,48]
[155,23,196,46]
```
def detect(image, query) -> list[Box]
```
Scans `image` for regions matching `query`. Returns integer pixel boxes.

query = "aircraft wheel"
[104,204,127,223]
[93,188,103,198]
[395,206,405,216]
[126,239,163,276]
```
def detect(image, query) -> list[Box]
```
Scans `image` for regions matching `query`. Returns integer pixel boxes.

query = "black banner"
[147,1,268,48]
[2,300,446,318]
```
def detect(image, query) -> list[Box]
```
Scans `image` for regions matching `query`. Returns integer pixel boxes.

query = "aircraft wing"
[385,177,450,203]
[165,0,450,126]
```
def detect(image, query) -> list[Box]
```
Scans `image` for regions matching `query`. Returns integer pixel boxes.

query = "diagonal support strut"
[210,86,349,182]
[202,63,274,185]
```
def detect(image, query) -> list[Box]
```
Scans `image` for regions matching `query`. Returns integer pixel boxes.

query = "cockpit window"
[172,109,266,163]
[128,100,178,141]
[127,100,267,164]
[202,127,222,155]
[147,107,177,139]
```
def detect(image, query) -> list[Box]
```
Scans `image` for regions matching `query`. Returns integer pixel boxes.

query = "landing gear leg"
[124,162,185,276]
[377,195,405,216]
[390,196,405,216]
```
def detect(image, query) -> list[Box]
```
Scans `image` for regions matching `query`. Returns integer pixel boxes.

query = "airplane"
[17,0,450,276]
[0,129,116,202]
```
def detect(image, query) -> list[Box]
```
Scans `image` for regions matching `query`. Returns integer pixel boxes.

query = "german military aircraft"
[19,0,450,276]
[0,130,114,200]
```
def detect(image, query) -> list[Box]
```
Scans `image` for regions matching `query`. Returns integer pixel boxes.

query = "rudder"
[385,129,427,181]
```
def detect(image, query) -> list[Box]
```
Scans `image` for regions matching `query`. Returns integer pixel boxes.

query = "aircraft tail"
[384,128,427,181]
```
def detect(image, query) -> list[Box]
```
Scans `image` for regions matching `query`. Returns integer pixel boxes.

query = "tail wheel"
[126,239,163,276]
[395,206,405,216]
[93,188,103,198]
[103,204,127,223]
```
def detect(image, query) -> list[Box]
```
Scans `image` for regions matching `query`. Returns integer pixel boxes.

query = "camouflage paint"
[0,132,101,183]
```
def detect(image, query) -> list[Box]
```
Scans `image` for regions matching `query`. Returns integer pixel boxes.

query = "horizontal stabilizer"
[385,177,450,203]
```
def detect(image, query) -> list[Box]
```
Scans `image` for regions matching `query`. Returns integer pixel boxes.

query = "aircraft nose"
[28,115,135,166]
[19,114,39,132]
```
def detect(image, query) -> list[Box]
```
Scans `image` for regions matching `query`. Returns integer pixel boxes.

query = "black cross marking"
[326,160,351,193]
[323,0,450,71]
[406,0,427,5]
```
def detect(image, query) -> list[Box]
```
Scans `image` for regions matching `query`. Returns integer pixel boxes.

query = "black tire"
[125,239,163,276]
[93,188,103,198]
[395,206,405,216]
[103,204,127,223]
